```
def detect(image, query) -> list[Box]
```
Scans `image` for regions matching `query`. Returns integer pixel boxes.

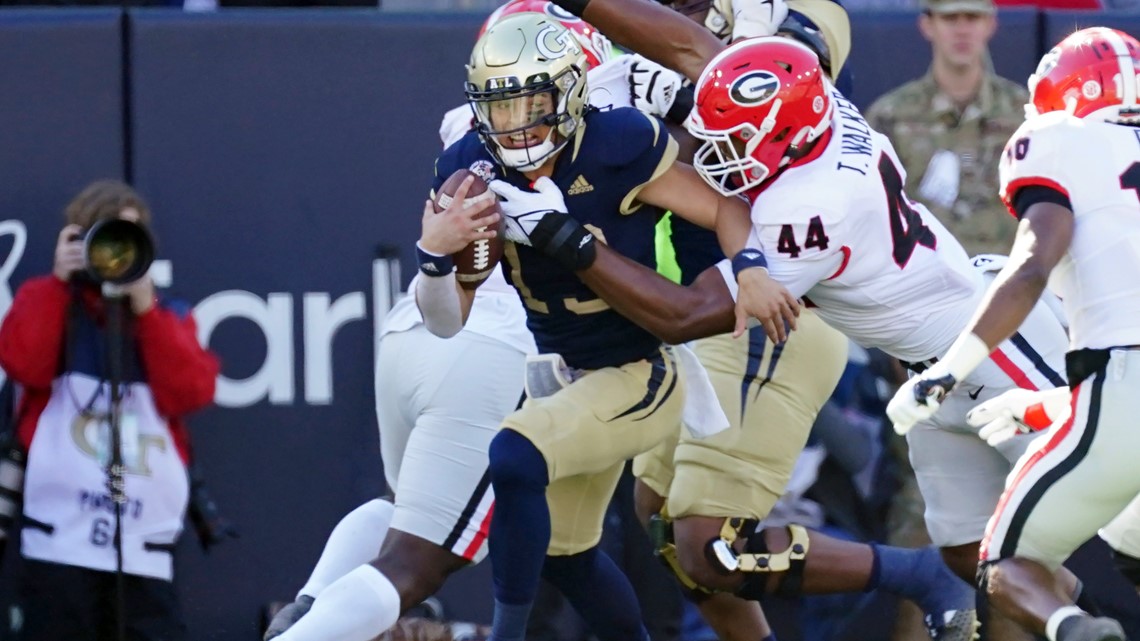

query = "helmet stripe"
[1094,27,1136,108]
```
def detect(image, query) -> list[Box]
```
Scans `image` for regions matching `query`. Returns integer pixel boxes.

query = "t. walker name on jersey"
[832,89,873,176]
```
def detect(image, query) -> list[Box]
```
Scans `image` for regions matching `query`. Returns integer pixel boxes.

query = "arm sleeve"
[0,276,71,389]
[136,304,220,418]
[1012,184,1072,219]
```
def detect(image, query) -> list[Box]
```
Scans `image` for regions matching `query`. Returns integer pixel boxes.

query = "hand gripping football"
[434,169,504,290]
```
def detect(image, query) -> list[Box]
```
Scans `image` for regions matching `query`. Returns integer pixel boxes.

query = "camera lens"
[83,219,155,285]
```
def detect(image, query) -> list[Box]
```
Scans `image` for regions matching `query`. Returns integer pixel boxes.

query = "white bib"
[21,373,189,580]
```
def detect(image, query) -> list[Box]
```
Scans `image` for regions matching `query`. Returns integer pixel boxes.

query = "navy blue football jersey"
[433,107,678,370]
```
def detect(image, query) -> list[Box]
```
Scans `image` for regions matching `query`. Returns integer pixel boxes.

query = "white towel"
[675,343,730,439]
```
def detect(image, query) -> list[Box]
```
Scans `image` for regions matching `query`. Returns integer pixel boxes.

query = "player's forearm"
[415,273,471,338]
[967,203,1072,350]
[967,260,1050,351]
[579,244,734,344]
[713,195,753,259]
[567,0,723,84]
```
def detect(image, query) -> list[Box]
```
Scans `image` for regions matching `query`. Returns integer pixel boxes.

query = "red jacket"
[0,276,219,463]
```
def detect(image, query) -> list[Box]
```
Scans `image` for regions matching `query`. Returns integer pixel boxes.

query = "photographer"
[0,180,219,641]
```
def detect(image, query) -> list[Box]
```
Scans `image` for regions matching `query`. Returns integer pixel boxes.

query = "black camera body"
[71,219,155,285]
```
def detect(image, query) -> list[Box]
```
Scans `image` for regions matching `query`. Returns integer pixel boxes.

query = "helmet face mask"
[688,37,834,196]
[466,13,588,172]
[1027,27,1140,121]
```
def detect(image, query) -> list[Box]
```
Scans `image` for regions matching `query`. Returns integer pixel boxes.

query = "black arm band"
[531,214,597,271]
[549,0,591,16]
[1012,185,1071,219]
[666,84,695,126]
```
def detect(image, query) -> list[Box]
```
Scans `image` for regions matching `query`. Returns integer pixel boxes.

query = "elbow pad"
[415,272,464,338]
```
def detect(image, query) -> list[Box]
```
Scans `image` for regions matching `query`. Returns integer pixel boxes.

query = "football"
[433,169,504,290]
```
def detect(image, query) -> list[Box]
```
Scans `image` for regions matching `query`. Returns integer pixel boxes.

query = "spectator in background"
[0,180,219,641]
[865,0,1025,257]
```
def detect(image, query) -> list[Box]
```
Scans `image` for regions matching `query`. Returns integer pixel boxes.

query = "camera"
[71,219,156,285]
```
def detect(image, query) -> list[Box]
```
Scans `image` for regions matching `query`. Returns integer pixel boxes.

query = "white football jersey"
[999,111,1140,351]
[748,89,983,362]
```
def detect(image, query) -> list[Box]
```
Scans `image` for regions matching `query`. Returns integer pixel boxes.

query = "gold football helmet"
[465,12,589,171]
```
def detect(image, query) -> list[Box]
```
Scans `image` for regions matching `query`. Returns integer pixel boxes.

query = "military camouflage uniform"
[866,67,1028,256]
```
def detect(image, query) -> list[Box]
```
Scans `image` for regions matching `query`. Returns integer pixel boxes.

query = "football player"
[264,264,533,641]
[682,35,1073,598]
[423,14,798,641]
[888,27,1140,641]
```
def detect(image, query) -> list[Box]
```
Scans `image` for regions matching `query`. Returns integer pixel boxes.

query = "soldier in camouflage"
[865,0,1026,256]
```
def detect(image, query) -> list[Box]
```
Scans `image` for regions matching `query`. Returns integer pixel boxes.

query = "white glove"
[967,387,1072,447]
[887,366,958,436]
[628,56,683,119]
[488,177,569,246]
[731,0,789,41]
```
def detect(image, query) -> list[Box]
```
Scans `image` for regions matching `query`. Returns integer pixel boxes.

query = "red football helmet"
[687,37,833,196]
[1028,27,1140,120]
[479,0,612,70]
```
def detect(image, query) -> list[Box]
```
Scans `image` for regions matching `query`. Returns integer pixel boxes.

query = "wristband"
[550,0,590,16]
[731,249,768,280]
[416,242,454,277]
[937,332,991,381]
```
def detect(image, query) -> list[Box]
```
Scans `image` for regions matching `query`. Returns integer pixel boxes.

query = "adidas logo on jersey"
[567,175,594,195]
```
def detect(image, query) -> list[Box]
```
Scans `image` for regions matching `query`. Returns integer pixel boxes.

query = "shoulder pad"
[752,176,851,228]
[590,108,667,168]
[435,134,498,183]
[999,111,1083,205]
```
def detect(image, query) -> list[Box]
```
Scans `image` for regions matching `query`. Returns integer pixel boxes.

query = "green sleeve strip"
[655,212,681,284]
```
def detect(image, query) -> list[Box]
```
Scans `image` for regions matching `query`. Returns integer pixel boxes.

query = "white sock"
[1046,605,1087,641]
[298,499,394,599]
[277,565,401,641]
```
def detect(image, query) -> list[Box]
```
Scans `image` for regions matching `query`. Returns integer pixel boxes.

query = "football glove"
[731,0,790,41]
[887,367,958,435]
[628,56,684,119]
[488,178,597,271]
[967,387,1071,447]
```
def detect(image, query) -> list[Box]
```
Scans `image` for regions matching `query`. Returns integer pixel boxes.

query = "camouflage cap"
[921,0,995,14]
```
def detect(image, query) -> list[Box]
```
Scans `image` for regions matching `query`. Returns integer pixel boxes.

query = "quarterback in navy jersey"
[434,103,675,370]
[414,12,793,641]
